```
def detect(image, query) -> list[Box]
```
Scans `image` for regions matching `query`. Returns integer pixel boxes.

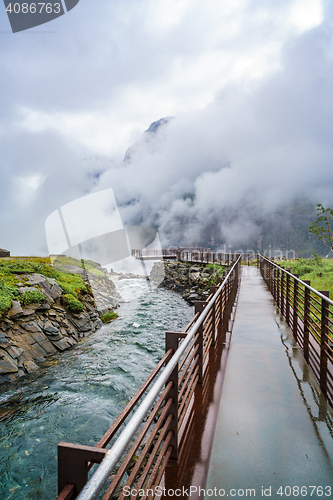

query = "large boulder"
[7,300,24,319]
[0,248,10,257]
[18,273,63,303]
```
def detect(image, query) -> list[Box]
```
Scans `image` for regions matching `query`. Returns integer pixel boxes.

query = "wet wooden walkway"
[205,266,333,499]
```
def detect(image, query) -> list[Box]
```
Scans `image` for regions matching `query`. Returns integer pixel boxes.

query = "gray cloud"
[92,17,333,249]
[0,0,332,255]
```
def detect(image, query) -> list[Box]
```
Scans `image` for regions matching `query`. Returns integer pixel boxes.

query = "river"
[0,279,193,500]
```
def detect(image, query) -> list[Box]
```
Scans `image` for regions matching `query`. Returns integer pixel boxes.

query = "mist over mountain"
[1,0,333,257]
[86,20,333,257]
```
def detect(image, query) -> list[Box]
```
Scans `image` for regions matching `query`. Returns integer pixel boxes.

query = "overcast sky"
[1,0,333,255]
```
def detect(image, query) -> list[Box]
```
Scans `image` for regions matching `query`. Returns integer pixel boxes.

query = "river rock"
[23,360,38,373]
[52,338,74,351]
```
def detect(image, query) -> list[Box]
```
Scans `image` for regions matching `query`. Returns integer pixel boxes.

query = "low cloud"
[88,20,333,252]
[0,0,332,255]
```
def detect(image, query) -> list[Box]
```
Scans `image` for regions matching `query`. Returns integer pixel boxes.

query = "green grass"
[61,293,83,313]
[278,257,333,298]
[0,257,87,316]
[53,255,107,278]
[201,263,227,289]
[278,257,333,342]
[0,280,19,314]
[20,289,46,306]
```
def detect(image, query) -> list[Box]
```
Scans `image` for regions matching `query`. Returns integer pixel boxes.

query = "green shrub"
[101,311,118,323]
[20,289,46,306]
[62,294,83,312]
[0,279,19,315]
[280,257,333,300]
[58,283,78,297]
[203,263,227,287]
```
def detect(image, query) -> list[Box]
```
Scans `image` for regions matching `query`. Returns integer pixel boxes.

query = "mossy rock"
[101,311,118,323]
[62,294,83,313]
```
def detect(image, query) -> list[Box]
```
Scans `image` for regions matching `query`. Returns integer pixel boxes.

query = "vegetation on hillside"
[52,255,107,278]
[278,255,333,298]
[0,257,87,317]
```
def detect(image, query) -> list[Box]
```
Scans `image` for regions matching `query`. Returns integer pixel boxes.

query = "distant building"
[0,248,10,257]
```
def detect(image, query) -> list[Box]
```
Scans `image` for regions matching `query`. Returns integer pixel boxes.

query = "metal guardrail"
[132,249,178,259]
[260,255,333,408]
[179,250,258,266]
[56,255,242,500]
[132,247,258,267]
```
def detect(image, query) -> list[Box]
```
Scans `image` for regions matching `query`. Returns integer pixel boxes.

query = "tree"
[309,204,333,253]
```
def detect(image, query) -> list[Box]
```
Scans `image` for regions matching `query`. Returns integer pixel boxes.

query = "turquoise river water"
[0,279,193,499]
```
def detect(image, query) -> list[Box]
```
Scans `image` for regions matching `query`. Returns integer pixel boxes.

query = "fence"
[56,255,242,500]
[179,250,258,267]
[260,255,333,408]
[132,247,257,267]
[131,249,178,260]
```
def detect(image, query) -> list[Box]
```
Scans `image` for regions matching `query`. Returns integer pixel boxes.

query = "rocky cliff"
[0,263,121,384]
[150,261,226,304]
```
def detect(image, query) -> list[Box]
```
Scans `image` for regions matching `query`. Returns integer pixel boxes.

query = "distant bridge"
[132,247,255,266]
[55,249,333,500]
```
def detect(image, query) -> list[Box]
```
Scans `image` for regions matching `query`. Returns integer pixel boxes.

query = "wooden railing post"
[280,267,285,316]
[165,332,179,460]
[275,265,279,307]
[218,275,226,326]
[285,269,291,327]
[303,281,311,363]
[273,265,277,301]
[293,274,299,341]
[210,286,218,346]
[320,291,330,398]
[58,443,107,498]
[194,302,205,384]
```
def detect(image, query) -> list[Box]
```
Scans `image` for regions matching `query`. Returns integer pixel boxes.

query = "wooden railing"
[56,256,241,500]
[260,255,333,408]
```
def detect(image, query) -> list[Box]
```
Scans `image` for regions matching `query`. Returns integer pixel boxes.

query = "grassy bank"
[278,257,333,297]
[0,257,87,317]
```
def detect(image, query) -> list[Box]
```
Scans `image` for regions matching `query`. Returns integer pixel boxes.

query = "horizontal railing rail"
[132,248,179,259]
[179,250,259,267]
[56,256,242,500]
[260,255,333,408]
[132,247,259,267]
